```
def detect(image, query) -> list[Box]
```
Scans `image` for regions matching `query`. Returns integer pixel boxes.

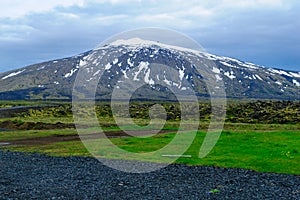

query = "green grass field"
[1,123,299,174]
[0,100,299,175]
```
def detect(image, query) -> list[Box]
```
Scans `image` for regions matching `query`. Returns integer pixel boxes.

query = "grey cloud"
[0,1,299,72]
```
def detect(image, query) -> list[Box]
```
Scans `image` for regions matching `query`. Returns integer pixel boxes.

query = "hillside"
[0,38,299,100]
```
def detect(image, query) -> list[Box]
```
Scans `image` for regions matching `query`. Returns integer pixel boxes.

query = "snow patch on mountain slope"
[220,61,239,69]
[215,74,223,81]
[134,61,149,81]
[120,70,128,79]
[224,71,236,80]
[79,60,88,67]
[163,74,172,86]
[271,69,286,76]
[268,68,299,78]
[144,68,154,85]
[93,70,101,76]
[2,69,26,80]
[37,66,45,70]
[64,68,78,78]
[255,74,263,81]
[179,67,185,80]
[105,63,112,70]
[239,63,259,70]
[113,58,119,65]
[212,67,221,74]
[127,58,134,67]
[289,72,300,78]
[293,79,300,87]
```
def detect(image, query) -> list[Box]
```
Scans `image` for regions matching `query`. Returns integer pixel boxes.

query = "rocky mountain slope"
[0,38,299,100]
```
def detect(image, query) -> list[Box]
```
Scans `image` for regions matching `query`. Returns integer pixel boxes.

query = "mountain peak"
[109,37,160,47]
[99,37,202,55]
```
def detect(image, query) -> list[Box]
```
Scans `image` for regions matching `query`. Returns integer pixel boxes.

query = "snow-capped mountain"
[0,38,299,100]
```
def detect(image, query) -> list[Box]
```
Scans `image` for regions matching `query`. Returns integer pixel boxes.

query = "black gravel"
[0,150,299,199]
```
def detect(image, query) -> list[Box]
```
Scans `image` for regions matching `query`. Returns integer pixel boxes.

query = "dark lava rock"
[0,150,299,199]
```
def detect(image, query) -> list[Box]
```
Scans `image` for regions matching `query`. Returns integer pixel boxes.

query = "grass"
[1,100,299,174]
[178,130,300,174]
[1,125,299,174]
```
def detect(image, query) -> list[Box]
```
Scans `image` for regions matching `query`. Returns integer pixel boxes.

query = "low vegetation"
[2,100,299,124]
[0,100,299,174]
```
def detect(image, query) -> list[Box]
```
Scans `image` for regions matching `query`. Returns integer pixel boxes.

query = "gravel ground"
[0,150,299,199]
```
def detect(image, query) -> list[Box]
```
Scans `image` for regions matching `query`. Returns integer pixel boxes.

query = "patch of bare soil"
[0,130,175,146]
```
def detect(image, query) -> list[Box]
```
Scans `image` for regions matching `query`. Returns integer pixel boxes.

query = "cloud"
[0,0,85,18]
[0,0,296,20]
[0,22,38,41]
[220,0,285,9]
[94,14,128,25]
[0,0,299,72]
[0,0,146,19]
[58,12,81,19]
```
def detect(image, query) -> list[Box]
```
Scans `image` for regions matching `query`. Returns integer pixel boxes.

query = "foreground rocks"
[0,150,299,199]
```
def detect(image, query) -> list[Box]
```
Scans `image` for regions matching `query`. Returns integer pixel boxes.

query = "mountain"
[0,38,299,100]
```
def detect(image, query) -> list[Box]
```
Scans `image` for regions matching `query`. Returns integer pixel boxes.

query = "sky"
[0,0,299,72]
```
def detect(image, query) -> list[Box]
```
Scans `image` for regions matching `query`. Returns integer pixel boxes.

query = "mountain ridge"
[0,38,299,100]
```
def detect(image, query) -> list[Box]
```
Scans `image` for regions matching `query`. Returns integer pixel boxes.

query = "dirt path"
[0,120,75,130]
[0,129,175,146]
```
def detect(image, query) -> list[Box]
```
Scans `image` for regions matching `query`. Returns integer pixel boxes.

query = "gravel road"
[0,150,299,199]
